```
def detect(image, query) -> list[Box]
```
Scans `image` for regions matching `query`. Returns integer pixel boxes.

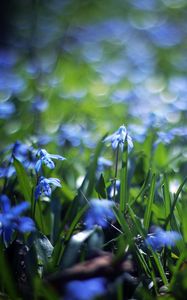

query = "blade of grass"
[164,177,187,229]
[0,245,19,299]
[151,250,168,286]
[113,207,133,241]
[134,245,150,277]
[162,174,171,230]
[181,196,187,243]
[169,250,187,288]
[56,204,88,265]
[120,138,128,213]
[130,169,151,206]
[86,136,105,198]
[144,173,156,230]
[13,156,32,203]
[127,204,146,237]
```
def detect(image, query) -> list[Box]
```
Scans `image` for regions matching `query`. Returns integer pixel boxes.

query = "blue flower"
[35,149,66,172]
[104,125,133,151]
[107,180,120,199]
[85,199,115,229]
[155,131,175,146]
[97,157,113,172]
[35,176,61,200]
[58,123,95,148]
[31,97,48,113]
[64,277,106,300]
[145,227,181,250]
[0,102,15,119]
[0,195,35,243]
[0,165,15,178]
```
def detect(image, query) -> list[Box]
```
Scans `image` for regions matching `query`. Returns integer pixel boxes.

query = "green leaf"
[182,197,187,243]
[128,205,146,237]
[36,233,53,264]
[86,136,105,198]
[13,156,32,203]
[95,173,107,198]
[120,138,128,213]
[164,177,187,230]
[57,204,88,265]
[144,173,156,230]
[130,169,151,206]
[60,228,95,268]
[154,143,167,168]
[162,174,171,230]
[151,251,168,286]
[0,245,19,299]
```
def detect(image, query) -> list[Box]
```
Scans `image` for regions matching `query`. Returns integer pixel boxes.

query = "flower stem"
[113,143,119,202]
[120,138,128,213]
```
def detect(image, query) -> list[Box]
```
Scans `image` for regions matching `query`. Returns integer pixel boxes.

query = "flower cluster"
[104,125,133,151]
[0,195,35,243]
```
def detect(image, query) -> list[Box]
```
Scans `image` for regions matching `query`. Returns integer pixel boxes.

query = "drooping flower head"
[145,227,181,250]
[0,195,35,243]
[104,125,133,151]
[35,176,61,200]
[64,277,107,300]
[85,199,115,229]
[35,149,66,172]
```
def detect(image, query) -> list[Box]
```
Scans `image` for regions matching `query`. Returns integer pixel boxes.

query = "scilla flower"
[145,227,181,250]
[35,149,65,172]
[104,125,133,151]
[0,195,35,243]
[85,199,115,229]
[35,176,61,200]
[64,277,107,300]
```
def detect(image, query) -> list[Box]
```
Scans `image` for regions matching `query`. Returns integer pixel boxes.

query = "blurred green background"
[1,0,187,146]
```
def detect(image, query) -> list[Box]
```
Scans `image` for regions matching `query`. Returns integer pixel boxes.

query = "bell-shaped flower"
[35,148,66,172]
[104,125,133,151]
[35,176,61,200]
[0,195,35,243]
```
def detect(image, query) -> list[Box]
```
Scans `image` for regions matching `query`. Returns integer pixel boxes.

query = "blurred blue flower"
[108,180,120,199]
[145,227,181,250]
[35,176,61,200]
[104,125,133,151]
[85,199,115,229]
[58,123,95,148]
[0,165,15,178]
[35,149,65,172]
[97,156,113,173]
[9,141,35,169]
[155,131,175,146]
[0,195,35,243]
[36,135,52,146]
[64,277,106,300]
[31,97,48,113]
[0,102,15,119]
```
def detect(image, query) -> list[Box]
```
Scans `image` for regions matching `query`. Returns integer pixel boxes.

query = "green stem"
[113,143,120,202]
[120,138,128,213]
